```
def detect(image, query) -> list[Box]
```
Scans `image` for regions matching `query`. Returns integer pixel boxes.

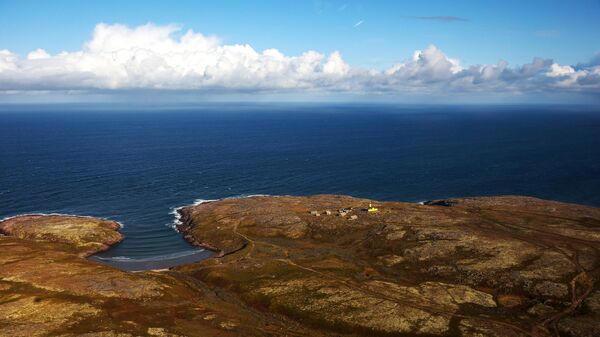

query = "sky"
[1,0,599,103]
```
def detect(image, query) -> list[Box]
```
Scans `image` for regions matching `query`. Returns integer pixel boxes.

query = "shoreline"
[0,212,125,228]
[0,195,440,270]
[176,205,223,255]
[89,249,215,272]
[173,194,272,255]
[1,194,599,336]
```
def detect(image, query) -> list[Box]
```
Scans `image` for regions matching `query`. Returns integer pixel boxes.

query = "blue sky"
[2,0,600,67]
[1,0,599,102]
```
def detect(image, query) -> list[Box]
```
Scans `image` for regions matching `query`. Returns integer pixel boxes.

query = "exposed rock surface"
[177,195,600,337]
[1,195,599,336]
[0,215,123,257]
[0,214,322,336]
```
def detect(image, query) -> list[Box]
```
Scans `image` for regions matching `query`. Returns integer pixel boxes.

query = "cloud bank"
[0,23,599,99]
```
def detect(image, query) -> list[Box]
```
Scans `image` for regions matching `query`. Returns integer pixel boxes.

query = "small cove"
[2,105,600,269]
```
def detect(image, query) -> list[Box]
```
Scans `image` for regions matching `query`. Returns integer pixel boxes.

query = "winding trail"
[179,197,599,337]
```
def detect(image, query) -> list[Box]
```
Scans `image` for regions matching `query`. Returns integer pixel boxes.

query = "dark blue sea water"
[1,104,599,261]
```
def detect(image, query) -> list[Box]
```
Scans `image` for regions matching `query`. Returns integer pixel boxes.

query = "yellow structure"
[368,203,378,213]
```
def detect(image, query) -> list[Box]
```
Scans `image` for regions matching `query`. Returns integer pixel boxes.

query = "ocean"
[1,104,599,262]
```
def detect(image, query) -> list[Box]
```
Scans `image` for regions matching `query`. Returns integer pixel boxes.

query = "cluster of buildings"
[309,204,378,220]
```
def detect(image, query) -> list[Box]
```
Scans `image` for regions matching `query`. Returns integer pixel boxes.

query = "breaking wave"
[166,194,271,231]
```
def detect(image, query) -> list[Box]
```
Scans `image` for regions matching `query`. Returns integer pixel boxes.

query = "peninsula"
[1,195,599,337]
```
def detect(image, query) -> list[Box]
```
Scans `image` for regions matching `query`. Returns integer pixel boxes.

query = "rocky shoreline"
[1,195,599,336]
[0,214,124,257]
[176,205,224,255]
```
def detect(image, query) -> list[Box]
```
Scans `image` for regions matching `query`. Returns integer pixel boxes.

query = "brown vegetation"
[1,195,599,336]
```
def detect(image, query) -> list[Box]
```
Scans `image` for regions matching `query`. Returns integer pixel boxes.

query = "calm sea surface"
[1,104,599,260]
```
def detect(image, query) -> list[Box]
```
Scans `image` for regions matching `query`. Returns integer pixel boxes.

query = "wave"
[0,212,125,228]
[166,194,271,231]
[91,249,206,262]
[225,193,271,199]
[167,198,216,231]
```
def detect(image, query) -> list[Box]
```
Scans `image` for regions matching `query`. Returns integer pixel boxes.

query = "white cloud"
[26,48,51,60]
[323,51,350,76]
[0,23,599,98]
[386,45,462,82]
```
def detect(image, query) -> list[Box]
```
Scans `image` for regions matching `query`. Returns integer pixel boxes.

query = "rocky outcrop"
[176,195,600,337]
[0,215,123,257]
[0,214,322,336]
[1,195,599,336]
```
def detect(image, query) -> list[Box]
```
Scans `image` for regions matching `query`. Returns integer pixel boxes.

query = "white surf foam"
[93,249,206,262]
[166,194,271,232]
[224,193,271,200]
[167,198,216,231]
[93,255,133,261]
